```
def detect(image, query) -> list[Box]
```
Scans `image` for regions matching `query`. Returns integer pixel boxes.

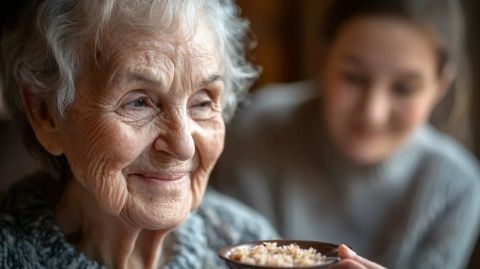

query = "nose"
[361,86,390,126]
[153,110,195,161]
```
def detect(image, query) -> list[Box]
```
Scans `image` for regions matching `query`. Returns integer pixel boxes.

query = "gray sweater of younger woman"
[212,81,480,269]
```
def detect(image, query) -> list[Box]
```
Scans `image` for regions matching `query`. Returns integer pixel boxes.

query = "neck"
[54,180,171,269]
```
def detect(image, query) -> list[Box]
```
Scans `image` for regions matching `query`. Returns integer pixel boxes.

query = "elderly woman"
[0,0,383,268]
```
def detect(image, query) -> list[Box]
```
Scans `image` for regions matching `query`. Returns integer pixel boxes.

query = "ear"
[21,89,64,156]
[435,63,455,103]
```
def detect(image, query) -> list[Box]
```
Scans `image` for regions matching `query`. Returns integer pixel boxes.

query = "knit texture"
[0,173,278,269]
[211,80,480,269]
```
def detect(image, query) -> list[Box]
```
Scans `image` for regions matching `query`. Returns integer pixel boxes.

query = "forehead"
[330,16,438,73]
[100,19,221,92]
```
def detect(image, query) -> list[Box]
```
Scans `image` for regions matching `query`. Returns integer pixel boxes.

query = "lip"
[131,171,189,182]
[350,123,380,138]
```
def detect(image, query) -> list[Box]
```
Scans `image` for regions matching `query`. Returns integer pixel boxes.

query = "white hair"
[1,0,258,177]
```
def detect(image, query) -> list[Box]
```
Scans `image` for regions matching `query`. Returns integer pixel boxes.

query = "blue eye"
[189,99,215,120]
[117,95,160,123]
[196,100,212,109]
[126,98,149,109]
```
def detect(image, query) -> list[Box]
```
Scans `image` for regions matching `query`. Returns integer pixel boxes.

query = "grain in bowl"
[229,242,329,267]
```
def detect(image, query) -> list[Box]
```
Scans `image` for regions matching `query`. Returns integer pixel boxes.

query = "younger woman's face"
[321,16,449,165]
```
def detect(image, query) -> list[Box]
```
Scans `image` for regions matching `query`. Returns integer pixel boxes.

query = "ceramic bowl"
[218,239,340,269]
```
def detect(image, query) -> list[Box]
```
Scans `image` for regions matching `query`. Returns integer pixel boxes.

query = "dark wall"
[465,0,480,266]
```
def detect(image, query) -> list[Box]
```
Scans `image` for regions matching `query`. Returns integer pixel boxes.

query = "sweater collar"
[311,107,422,185]
[5,173,210,269]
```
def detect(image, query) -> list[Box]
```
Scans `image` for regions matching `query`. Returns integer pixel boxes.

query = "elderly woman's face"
[52,20,225,229]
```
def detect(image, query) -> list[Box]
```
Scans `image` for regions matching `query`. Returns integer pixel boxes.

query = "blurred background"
[237,0,480,155]
[234,1,479,268]
[0,0,479,267]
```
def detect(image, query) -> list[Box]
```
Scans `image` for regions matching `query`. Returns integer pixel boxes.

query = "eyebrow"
[113,71,223,90]
[200,74,223,88]
[398,72,422,82]
[341,54,366,68]
[341,54,423,82]
[109,70,165,90]
[123,72,164,86]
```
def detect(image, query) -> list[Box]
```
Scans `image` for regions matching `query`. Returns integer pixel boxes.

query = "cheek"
[190,117,225,206]
[66,119,143,176]
[195,117,225,168]
[59,114,152,214]
[331,89,356,111]
[323,83,358,133]
[325,75,358,112]
[392,96,436,134]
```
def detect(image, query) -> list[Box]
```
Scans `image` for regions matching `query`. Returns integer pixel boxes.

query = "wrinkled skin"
[27,18,225,268]
[60,20,224,232]
[23,13,388,269]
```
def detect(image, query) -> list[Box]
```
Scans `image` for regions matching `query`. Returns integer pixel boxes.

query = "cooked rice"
[229,242,328,267]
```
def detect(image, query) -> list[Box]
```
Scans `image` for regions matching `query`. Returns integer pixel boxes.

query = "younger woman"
[212,0,480,268]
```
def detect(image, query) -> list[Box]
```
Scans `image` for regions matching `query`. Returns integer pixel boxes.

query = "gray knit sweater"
[0,172,278,268]
[211,81,480,269]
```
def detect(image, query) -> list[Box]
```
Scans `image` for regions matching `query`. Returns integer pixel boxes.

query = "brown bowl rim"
[218,239,340,269]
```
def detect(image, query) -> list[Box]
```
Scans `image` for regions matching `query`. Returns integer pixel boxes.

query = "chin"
[120,192,194,230]
[348,152,384,165]
[343,143,392,166]
[123,206,192,231]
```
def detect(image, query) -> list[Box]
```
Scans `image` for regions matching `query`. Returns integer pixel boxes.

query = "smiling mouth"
[131,171,189,182]
[350,123,382,137]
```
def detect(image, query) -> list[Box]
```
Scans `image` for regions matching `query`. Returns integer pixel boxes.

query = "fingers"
[335,244,387,269]
[330,260,368,269]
